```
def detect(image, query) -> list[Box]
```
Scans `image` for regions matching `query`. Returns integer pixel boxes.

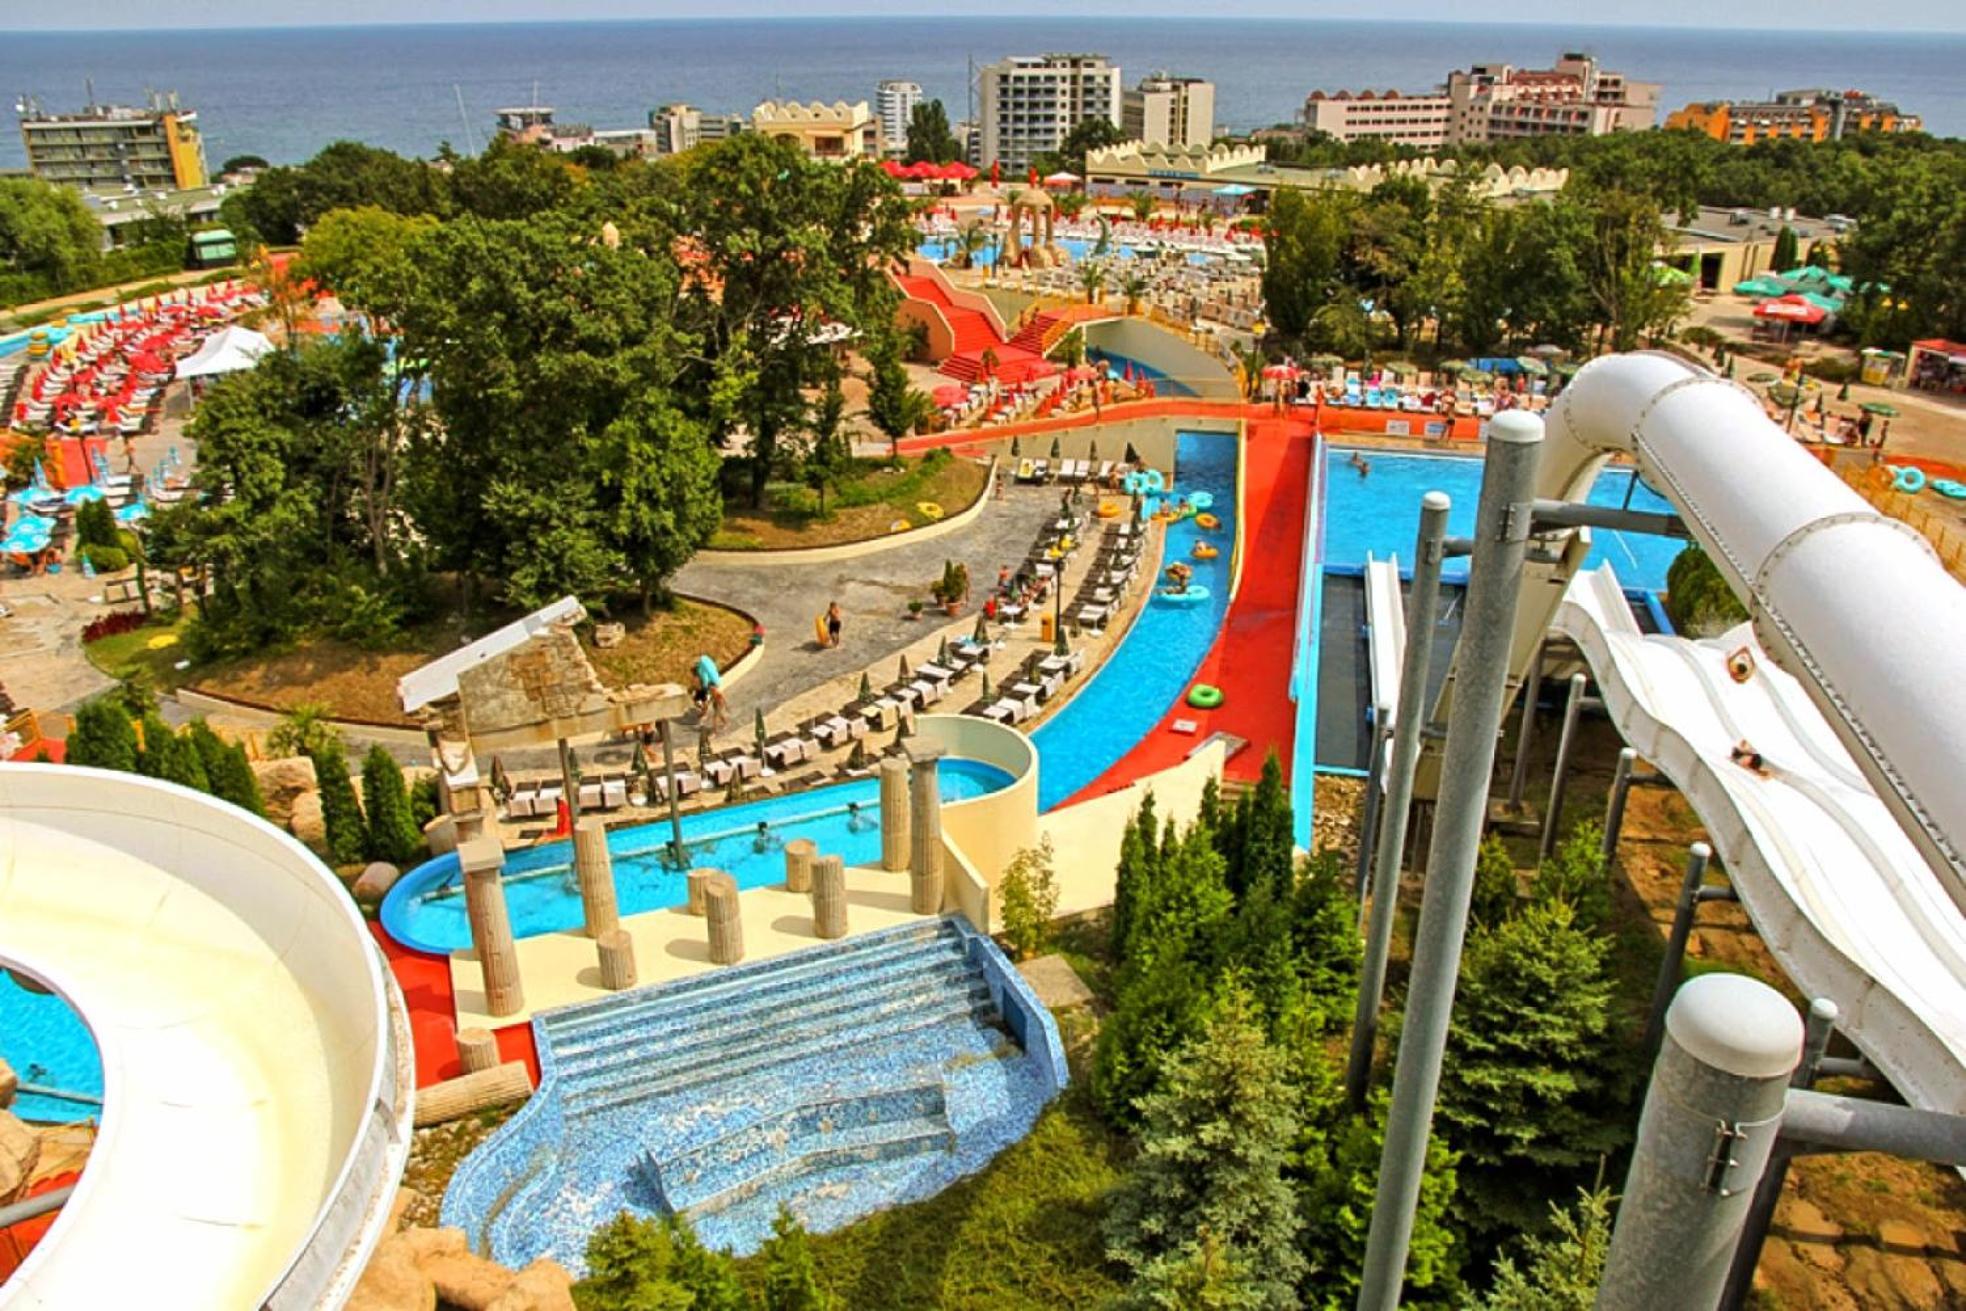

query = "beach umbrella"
[64,484,105,504]
[1050,436,1062,459]
[1088,439,1099,463]
[980,670,993,699]
[1528,344,1568,359]
[1010,436,1022,457]
[937,635,950,663]
[1724,358,1735,379]
[754,707,767,753]
[1748,371,1780,384]
[973,615,989,643]
[1861,401,1899,417]
[1837,381,1851,401]
[1514,356,1548,377]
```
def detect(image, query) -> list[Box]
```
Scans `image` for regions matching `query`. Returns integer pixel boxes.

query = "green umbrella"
[1050,435,1063,459]
[859,671,872,699]
[1724,358,1735,379]
[1748,371,1780,384]
[1011,436,1022,457]
[898,653,910,680]
[1861,401,1899,417]
[981,670,993,699]
[1514,356,1548,377]
[1462,369,1494,385]
[973,615,989,643]
[938,635,950,662]
[754,707,767,752]
[1439,359,1469,374]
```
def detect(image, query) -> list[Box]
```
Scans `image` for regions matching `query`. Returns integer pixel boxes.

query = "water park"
[7,145,1966,1311]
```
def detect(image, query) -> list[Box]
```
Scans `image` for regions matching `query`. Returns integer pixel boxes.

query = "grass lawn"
[166,597,752,726]
[80,614,196,690]
[711,453,989,550]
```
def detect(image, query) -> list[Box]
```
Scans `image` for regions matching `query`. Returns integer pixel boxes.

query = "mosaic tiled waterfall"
[442,915,1069,1268]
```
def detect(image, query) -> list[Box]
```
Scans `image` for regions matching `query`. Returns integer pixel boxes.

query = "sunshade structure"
[1753,296,1828,325]
[1,514,54,555]
[1861,401,1900,417]
[1213,184,1256,198]
[1733,276,1790,298]
[175,326,273,379]
[878,160,978,182]
[1042,171,1081,187]
[1514,356,1549,377]
[1651,262,1694,286]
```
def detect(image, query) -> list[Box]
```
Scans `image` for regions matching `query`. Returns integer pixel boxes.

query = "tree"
[1224,752,1293,903]
[309,740,367,866]
[904,99,962,165]
[799,379,851,517]
[998,836,1061,961]
[1105,981,1306,1311]
[65,697,139,773]
[757,1206,833,1311]
[1664,542,1748,637]
[269,702,340,759]
[1110,793,1162,961]
[1128,190,1157,224]
[576,1211,749,1311]
[1078,260,1109,306]
[864,332,930,454]
[361,745,424,865]
[187,719,265,818]
[1296,1098,1460,1309]
[1288,851,1360,1029]
[1532,821,1611,931]
[599,393,724,614]
[219,154,269,174]
[1437,898,1625,1240]
[150,724,211,794]
[448,136,576,220]
[1037,116,1126,178]
[1471,832,1520,928]
[1473,1189,1612,1311]
[0,176,104,303]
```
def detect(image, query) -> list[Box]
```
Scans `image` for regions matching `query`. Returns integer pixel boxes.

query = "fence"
[1841,463,1966,582]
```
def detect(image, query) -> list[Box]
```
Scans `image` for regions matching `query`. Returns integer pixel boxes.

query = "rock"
[347,1234,436,1311]
[592,622,626,649]
[1879,1219,1931,1254]
[356,862,403,900]
[486,1259,577,1311]
[289,790,327,852]
[423,1253,515,1310]
[387,1185,425,1234]
[1780,1198,1843,1245]
[252,755,319,828]
[0,1110,40,1205]
[0,1058,15,1109]
[396,1226,468,1264]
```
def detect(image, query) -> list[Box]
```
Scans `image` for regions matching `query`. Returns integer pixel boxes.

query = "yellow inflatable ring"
[1096,498,1124,518]
[1192,543,1219,560]
[917,501,945,520]
[1195,513,1221,531]
[890,518,912,533]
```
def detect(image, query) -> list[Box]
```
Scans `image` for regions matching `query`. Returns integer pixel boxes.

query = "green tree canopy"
[0,176,105,305]
[904,100,962,165]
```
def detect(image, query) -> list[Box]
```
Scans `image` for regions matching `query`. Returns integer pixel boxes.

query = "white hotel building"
[976,53,1122,172]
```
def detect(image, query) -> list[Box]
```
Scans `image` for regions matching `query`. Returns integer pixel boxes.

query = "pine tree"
[1231,753,1295,903]
[1223,877,1300,1036]
[361,745,424,864]
[1105,981,1306,1311]
[309,740,367,866]
[184,719,261,815]
[1471,833,1520,927]
[1289,851,1361,1029]
[758,1205,833,1311]
[65,697,139,773]
[134,712,175,778]
[1110,792,1161,962]
[576,1211,749,1311]
[1297,1097,1460,1309]
[1438,898,1625,1240]
[153,726,211,793]
[1532,821,1610,930]
[1474,1189,1612,1311]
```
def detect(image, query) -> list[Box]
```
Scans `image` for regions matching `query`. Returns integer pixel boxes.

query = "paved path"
[675,482,1064,728]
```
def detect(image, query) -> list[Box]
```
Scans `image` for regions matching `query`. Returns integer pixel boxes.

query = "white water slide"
[0,765,414,1310]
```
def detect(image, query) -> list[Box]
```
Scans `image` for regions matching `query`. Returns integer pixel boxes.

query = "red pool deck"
[368,922,539,1089]
[1065,415,1316,804]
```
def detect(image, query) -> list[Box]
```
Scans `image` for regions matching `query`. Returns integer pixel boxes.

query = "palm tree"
[1119,270,1149,316]
[1127,190,1155,224]
[1311,300,1375,366]
[1079,261,1109,307]
[955,220,989,270]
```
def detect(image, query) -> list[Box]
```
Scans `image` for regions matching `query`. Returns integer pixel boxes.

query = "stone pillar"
[784,838,817,893]
[879,756,911,872]
[458,837,523,1018]
[456,1027,500,1075]
[704,873,744,965]
[573,817,618,939]
[598,929,637,991]
[557,737,581,824]
[812,855,847,939]
[908,751,945,915]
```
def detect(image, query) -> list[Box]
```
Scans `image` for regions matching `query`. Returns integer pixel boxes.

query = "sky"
[6,0,1963,33]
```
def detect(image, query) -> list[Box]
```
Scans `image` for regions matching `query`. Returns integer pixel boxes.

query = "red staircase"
[895,273,1047,386]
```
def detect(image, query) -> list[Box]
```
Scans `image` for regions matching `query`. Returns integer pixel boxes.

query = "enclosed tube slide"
[1526,352,1966,905]
[0,765,415,1310]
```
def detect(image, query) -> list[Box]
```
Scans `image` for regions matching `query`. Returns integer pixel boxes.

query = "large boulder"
[0,1057,16,1109]
[288,790,327,853]
[346,1234,436,1311]
[252,755,319,829]
[424,1252,516,1310]
[0,1110,40,1205]
[355,862,402,900]
[486,1260,577,1311]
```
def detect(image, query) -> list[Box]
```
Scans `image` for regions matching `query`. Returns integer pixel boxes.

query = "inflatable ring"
[1192,542,1219,560]
[1188,491,1214,510]
[1187,683,1224,709]
[890,518,912,533]
[1933,479,1966,500]
[1142,468,1166,493]
[1097,498,1124,518]
[1195,513,1221,531]
[917,501,945,520]
[1893,465,1927,494]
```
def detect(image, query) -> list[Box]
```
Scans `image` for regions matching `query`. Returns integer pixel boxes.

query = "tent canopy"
[175,326,273,379]
[1754,295,1827,324]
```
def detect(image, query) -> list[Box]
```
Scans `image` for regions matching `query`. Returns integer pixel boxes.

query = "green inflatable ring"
[1187,683,1224,709]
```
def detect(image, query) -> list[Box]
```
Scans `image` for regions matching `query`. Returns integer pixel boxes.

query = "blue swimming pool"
[0,970,103,1125]
[1032,431,1239,810]
[914,237,1214,270]
[0,309,115,359]
[382,758,1016,954]
[1323,449,1683,591]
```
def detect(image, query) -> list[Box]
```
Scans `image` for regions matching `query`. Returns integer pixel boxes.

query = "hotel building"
[876,80,923,153]
[750,100,882,163]
[1123,74,1217,150]
[17,92,208,191]
[1302,52,1658,147]
[976,53,1123,172]
[1666,89,1922,145]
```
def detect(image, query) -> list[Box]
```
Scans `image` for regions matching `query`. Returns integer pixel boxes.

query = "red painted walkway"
[1065,415,1315,804]
[369,922,539,1089]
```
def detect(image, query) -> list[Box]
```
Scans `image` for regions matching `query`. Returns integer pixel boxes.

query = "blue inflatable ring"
[1934,479,1966,500]
[1189,491,1215,510]
[1893,465,1927,494]
[1143,468,1166,493]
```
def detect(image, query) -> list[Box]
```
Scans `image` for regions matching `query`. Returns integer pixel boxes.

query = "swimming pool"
[382,758,1016,954]
[914,237,1213,270]
[1032,431,1238,810]
[0,970,103,1125]
[0,310,115,359]
[1323,448,1683,591]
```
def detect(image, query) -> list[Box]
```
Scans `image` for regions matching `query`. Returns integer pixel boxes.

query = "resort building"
[749,100,882,163]
[876,79,923,153]
[647,103,748,155]
[16,92,208,191]
[1666,89,1923,145]
[1083,140,1568,206]
[1301,52,1658,146]
[977,53,1123,172]
[1123,74,1217,150]
[1661,204,1841,290]
[491,104,604,154]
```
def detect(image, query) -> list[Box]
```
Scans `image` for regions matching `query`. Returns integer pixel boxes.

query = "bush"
[187,719,265,818]
[1803,356,1859,384]
[81,543,130,573]
[409,773,441,831]
[65,697,139,772]
[309,740,367,865]
[74,498,119,550]
[1664,544,1749,637]
[998,837,1060,961]
[81,610,148,644]
[361,745,425,864]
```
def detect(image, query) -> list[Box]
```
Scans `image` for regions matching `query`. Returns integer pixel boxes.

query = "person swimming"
[753,820,772,853]
[1350,451,1371,478]
[846,800,874,833]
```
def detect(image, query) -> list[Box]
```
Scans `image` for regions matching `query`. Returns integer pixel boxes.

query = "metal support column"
[1600,747,1638,876]
[1507,642,1543,811]
[1357,415,1543,1311]
[1345,491,1449,1111]
[1642,842,1733,1062]
[1354,713,1390,900]
[1538,672,1589,861]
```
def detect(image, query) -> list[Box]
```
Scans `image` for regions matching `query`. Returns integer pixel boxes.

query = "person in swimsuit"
[826,601,843,648]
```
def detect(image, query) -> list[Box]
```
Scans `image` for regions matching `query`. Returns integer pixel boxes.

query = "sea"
[3,17,1964,173]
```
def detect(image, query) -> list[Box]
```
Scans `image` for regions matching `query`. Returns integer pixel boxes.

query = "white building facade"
[1123,74,1216,149]
[977,53,1122,172]
[876,80,923,153]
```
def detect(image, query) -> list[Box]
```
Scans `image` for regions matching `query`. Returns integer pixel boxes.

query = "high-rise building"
[16,92,207,191]
[1666,89,1922,145]
[1301,51,1657,147]
[1123,74,1216,149]
[976,53,1122,172]
[646,103,748,155]
[876,80,923,153]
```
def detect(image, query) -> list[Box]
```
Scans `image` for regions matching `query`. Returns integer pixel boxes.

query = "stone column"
[686,867,717,916]
[784,838,817,893]
[812,855,847,939]
[458,837,523,1018]
[704,873,744,965]
[573,817,618,939]
[880,756,911,872]
[597,929,637,991]
[456,1027,499,1074]
[557,737,581,824]
[908,750,945,915]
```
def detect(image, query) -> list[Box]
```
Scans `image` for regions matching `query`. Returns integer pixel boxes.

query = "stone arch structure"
[1003,187,1065,269]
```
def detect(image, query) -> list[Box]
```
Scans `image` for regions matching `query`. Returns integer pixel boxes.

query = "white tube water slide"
[1513,351,1966,1113]
[0,765,415,1310]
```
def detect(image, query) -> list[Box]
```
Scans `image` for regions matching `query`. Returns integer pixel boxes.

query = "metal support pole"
[1601,747,1638,875]
[1346,490,1450,1111]
[1538,672,1589,861]
[1354,713,1390,900]
[1357,415,1542,1311]
[1599,974,1803,1310]
[1507,642,1543,811]
[1719,999,1839,1311]
[0,1183,73,1228]
[1778,1088,1966,1163]
[657,718,686,868]
[1529,498,1690,540]
[1642,842,1714,1062]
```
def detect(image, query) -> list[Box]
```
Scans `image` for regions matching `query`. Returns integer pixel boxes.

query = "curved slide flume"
[0,765,415,1310]
[1553,566,1966,1115]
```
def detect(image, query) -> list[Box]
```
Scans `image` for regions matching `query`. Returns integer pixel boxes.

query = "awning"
[1042,171,1081,186]
[175,325,273,379]
[1754,296,1826,324]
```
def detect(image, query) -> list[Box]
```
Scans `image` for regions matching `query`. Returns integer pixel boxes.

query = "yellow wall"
[163,112,208,189]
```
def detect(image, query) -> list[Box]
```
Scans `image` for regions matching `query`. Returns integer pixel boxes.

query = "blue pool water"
[915,237,1212,269]
[383,758,1015,953]
[0,971,103,1125]
[0,310,114,359]
[1323,449,1683,591]
[1032,431,1238,810]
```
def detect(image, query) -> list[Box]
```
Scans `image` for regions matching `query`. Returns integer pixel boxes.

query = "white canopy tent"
[174,326,274,379]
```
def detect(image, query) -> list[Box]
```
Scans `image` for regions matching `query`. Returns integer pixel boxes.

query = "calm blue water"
[1032,431,1237,810]
[383,757,1014,953]
[4,19,1961,173]
[0,971,103,1126]
[1323,448,1683,590]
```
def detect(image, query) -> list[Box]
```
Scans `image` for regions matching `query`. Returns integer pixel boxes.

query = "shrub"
[269,702,339,758]
[409,774,441,832]
[80,610,147,644]
[361,745,424,864]
[65,697,139,772]
[309,740,367,865]
[187,719,264,818]
[577,1211,749,1310]
[73,498,118,550]
[81,544,130,573]
[1664,543,1748,637]
[998,837,1060,961]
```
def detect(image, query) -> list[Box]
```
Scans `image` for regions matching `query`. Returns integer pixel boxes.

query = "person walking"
[825,601,843,649]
